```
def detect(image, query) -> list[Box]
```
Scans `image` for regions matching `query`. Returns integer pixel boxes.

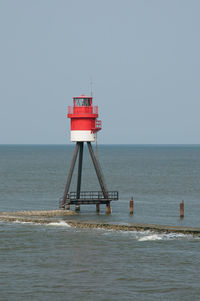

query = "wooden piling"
[96,204,100,213]
[130,197,134,214]
[180,200,184,218]
[66,204,70,210]
[75,205,80,212]
[106,202,111,214]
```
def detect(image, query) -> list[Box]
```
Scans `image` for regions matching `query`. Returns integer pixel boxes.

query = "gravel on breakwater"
[0,210,200,236]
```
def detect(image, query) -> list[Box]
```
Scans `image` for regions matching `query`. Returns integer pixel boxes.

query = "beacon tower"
[61,94,118,213]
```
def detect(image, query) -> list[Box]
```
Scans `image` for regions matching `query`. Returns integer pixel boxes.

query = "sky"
[0,0,200,144]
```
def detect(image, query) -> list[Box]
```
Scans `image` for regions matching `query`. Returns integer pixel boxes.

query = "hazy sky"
[0,0,200,144]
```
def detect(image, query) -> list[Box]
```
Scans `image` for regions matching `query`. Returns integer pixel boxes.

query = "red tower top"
[68,94,102,142]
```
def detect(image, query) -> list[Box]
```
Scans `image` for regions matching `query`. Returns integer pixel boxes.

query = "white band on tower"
[70,130,95,142]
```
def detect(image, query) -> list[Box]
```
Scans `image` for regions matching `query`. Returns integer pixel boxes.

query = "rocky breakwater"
[0,211,200,236]
[0,210,76,224]
[67,221,200,237]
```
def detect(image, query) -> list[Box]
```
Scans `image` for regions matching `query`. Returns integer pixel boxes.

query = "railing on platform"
[68,191,118,201]
[68,106,98,115]
[95,120,102,129]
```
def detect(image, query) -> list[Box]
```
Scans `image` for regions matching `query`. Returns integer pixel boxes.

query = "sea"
[0,144,200,301]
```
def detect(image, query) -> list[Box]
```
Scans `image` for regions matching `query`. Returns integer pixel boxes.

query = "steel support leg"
[87,142,108,198]
[76,142,84,212]
[61,143,79,208]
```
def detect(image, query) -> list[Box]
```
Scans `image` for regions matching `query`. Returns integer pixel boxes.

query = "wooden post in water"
[180,200,184,218]
[96,203,100,213]
[75,205,80,212]
[106,202,111,214]
[66,204,70,210]
[130,197,134,214]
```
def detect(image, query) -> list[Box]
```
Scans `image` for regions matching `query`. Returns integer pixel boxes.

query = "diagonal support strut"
[87,142,108,199]
[61,142,79,207]
[76,142,84,200]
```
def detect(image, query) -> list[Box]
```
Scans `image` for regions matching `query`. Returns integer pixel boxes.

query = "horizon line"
[0,143,200,146]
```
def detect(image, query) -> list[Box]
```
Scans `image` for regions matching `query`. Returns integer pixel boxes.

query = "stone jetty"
[0,210,200,236]
[66,221,200,236]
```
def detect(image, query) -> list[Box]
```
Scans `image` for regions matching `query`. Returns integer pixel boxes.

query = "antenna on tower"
[90,78,93,97]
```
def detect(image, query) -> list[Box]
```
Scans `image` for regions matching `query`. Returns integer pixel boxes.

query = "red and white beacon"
[68,94,102,142]
[61,93,118,213]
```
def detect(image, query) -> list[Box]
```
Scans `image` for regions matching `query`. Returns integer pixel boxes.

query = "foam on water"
[137,232,194,241]
[13,220,36,225]
[46,220,71,227]
[103,228,197,241]
[12,219,71,227]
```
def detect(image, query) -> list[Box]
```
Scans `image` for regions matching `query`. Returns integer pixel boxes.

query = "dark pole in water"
[130,197,134,214]
[96,203,100,213]
[87,142,108,198]
[106,202,111,214]
[87,142,112,214]
[61,142,79,209]
[180,200,184,218]
[75,142,84,211]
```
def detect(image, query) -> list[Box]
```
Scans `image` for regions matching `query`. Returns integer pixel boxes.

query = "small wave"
[12,219,71,227]
[138,234,164,241]
[102,229,196,241]
[138,232,192,241]
[13,220,36,225]
[46,221,71,227]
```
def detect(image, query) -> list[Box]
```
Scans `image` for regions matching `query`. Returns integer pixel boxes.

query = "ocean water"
[0,144,200,300]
